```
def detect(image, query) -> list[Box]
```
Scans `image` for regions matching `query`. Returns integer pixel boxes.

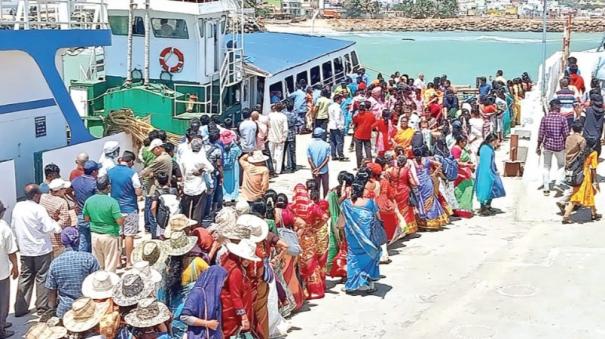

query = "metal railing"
[174,82,217,116]
[0,0,107,30]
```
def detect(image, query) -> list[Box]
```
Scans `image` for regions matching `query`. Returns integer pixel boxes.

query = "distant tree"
[343,0,381,18]
[393,0,458,19]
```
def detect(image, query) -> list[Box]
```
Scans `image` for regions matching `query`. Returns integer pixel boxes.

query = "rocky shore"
[329,17,605,33]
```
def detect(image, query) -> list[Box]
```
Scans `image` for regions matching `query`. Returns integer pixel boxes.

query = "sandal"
[592,214,602,221]
[562,218,573,224]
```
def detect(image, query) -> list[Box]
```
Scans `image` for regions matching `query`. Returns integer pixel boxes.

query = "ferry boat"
[0,0,362,209]
[67,0,362,135]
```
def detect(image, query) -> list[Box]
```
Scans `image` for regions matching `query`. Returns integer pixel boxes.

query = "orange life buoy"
[159,47,185,73]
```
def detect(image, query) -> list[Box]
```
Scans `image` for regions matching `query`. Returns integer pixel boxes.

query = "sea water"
[327,31,603,86]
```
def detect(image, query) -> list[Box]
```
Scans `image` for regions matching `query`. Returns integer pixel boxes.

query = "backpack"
[564,145,589,187]
[435,154,459,181]
[156,193,180,234]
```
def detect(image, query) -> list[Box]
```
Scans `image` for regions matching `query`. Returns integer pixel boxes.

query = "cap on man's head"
[83,161,102,175]
[149,138,164,150]
[49,178,71,191]
[312,127,325,138]
[76,152,89,163]
[103,141,120,154]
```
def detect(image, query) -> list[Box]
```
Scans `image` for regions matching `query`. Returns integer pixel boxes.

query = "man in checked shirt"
[536,99,570,196]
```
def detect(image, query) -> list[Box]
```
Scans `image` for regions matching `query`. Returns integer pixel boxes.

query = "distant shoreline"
[264,17,605,34]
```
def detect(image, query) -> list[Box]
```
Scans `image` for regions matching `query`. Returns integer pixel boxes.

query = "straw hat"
[124,298,171,329]
[237,214,268,243]
[131,240,168,271]
[112,268,156,307]
[62,298,109,333]
[132,261,162,283]
[164,214,197,239]
[225,239,260,262]
[235,200,250,215]
[164,231,197,256]
[248,150,269,163]
[81,271,120,299]
[25,322,67,339]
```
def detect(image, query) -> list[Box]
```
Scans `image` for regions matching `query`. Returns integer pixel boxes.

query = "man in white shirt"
[0,201,18,339]
[11,184,61,317]
[414,73,426,92]
[179,138,214,224]
[267,103,289,174]
[98,141,120,177]
[328,94,347,161]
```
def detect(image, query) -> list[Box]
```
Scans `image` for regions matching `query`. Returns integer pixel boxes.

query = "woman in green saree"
[450,135,475,215]
[326,171,354,274]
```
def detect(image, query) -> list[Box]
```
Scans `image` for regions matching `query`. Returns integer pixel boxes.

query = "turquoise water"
[329,31,603,85]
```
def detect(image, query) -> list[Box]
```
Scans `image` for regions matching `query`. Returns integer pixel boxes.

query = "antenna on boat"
[125,0,135,85]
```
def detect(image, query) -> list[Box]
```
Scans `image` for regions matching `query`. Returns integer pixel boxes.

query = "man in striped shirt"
[554,78,579,127]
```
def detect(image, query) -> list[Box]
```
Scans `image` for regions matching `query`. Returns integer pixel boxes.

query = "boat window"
[344,54,352,73]
[351,51,359,68]
[333,57,344,82]
[296,71,308,88]
[322,61,333,85]
[269,82,284,103]
[285,76,295,94]
[108,16,145,36]
[151,18,189,39]
[310,66,321,86]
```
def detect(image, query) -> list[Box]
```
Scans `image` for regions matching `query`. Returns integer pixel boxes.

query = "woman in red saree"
[274,194,304,312]
[386,155,419,235]
[372,110,396,157]
[221,252,253,338]
[291,184,329,300]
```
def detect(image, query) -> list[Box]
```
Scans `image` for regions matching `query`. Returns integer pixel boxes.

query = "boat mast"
[144,0,150,86]
[126,0,135,85]
[540,0,547,95]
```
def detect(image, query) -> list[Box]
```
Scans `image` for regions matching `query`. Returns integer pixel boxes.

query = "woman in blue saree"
[180,265,228,339]
[411,145,449,231]
[475,133,506,216]
[340,181,381,294]
[221,129,242,202]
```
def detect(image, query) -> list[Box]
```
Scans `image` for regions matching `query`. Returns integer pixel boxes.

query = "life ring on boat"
[159,47,184,73]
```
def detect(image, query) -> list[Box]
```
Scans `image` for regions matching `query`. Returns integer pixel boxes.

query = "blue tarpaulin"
[243,32,355,76]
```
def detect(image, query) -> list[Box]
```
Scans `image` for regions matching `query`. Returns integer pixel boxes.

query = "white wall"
[0,160,17,223]
[0,51,54,104]
[41,132,135,179]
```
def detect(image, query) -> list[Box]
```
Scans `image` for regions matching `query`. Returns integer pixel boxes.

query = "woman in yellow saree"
[393,116,415,151]
[563,150,601,224]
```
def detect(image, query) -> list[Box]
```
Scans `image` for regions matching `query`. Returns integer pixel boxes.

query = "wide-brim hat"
[25,322,67,339]
[132,261,162,283]
[124,298,171,328]
[82,270,120,300]
[237,214,268,243]
[225,239,260,262]
[131,240,168,271]
[164,214,197,239]
[164,231,197,256]
[62,298,109,333]
[112,269,156,307]
[248,150,269,163]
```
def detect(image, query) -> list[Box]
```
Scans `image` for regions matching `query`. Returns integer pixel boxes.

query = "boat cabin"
[242,32,359,115]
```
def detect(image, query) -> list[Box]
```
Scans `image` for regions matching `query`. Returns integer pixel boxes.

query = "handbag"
[370,218,387,247]
[277,227,302,256]
[329,242,347,278]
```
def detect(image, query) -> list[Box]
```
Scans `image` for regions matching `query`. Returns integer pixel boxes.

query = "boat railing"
[173,82,217,117]
[1,0,108,30]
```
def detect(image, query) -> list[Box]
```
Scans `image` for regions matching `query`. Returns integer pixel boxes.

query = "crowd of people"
[0,62,601,339]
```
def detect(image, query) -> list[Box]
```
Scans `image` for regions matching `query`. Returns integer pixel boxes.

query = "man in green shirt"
[83,175,124,273]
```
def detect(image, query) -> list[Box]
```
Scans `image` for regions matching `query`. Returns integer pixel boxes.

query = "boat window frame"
[344,53,352,74]
[310,65,321,87]
[285,75,295,94]
[269,81,284,103]
[333,56,345,83]
[108,15,145,36]
[321,60,333,86]
[151,17,190,39]
[351,51,359,68]
[296,71,308,88]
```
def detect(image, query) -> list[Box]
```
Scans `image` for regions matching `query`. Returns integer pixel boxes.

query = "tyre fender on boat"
[159,47,184,73]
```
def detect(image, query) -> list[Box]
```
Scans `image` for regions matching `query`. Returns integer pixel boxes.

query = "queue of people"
[0,63,600,339]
